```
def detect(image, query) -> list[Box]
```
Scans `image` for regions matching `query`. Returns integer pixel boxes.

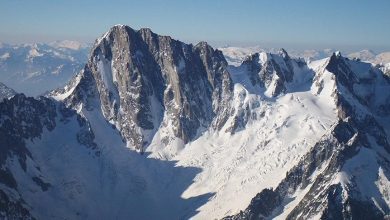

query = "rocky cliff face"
[0,82,16,101]
[235,49,307,97]
[52,25,233,152]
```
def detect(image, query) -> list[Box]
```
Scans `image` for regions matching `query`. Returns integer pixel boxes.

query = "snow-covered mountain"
[225,52,390,219]
[0,41,89,96]
[51,25,232,153]
[1,25,390,219]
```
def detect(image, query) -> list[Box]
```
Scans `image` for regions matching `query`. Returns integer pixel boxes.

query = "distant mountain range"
[0,41,90,96]
[219,46,390,70]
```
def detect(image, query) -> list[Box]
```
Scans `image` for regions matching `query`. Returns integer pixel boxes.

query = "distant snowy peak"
[218,46,265,66]
[52,24,233,152]
[347,50,390,65]
[0,82,16,100]
[347,49,376,61]
[48,40,89,50]
[375,52,390,64]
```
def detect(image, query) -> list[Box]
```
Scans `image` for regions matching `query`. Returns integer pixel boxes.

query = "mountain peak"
[278,48,290,59]
[334,51,342,57]
[195,41,209,47]
[55,24,233,152]
[139,27,153,34]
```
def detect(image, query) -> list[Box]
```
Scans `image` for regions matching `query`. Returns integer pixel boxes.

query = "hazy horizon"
[0,35,390,54]
[1,0,389,52]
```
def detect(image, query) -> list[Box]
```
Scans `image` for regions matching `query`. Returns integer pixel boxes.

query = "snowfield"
[144,55,338,218]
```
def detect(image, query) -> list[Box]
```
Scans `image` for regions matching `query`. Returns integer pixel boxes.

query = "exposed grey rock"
[237,49,306,97]
[0,82,16,101]
[54,25,233,151]
[0,190,34,220]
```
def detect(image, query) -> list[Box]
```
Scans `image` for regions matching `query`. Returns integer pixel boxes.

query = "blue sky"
[1,0,389,51]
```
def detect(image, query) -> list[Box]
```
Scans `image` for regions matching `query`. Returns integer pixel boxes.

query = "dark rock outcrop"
[0,82,16,101]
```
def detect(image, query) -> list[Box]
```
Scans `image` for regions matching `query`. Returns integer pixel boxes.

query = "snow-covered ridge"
[219,46,337,66]
[219,46,390,68]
